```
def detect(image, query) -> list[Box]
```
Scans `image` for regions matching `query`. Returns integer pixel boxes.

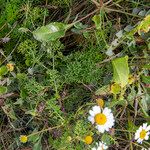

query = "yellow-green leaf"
[0,86,7,95]
[112,56,129,87]
[33,22,68,42]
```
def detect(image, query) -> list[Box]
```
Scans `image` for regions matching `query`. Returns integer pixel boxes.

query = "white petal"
[99,142,102,146]
[97,125,105,133]
[96,142,99,146]
[137,138,143,144]
[104,145,108,149]
[135,132,139,140]
[146,125,150,131]
[138,126,143,132]
[145,134,149,140]
[106,121,114,128]
[103,107,111,114]
[89,110,95,116]
[143,123,148,129]
[97,147,102,150]
[88,116,95,124]
[105,126,110,131]
[92,106,101,114]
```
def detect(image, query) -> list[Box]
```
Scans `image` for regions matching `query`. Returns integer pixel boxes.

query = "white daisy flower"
[92,141,108,150]
[135,123,150,144]
[88,106,115,133]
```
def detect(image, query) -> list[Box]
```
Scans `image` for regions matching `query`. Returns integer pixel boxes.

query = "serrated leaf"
[33,22,68,42]
[112,56,129,87]
[0,86,7,95]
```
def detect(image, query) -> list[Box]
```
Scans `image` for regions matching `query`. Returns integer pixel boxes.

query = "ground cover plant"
[0,0,150,149]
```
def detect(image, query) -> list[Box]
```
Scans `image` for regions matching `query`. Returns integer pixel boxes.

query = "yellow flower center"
[128,75,135,85]
[84,136,93,144]
[140,130,146,139]
[20,135,28,143]
[6,63,14,71]
[94,113,107,125]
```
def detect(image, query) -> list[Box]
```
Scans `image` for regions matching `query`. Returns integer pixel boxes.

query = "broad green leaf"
[33,138,42,150]
[0,86,7,95]
[112,56,129,87]
[33,22,68,42]
[0,66,8,76]
[28,130,40,143]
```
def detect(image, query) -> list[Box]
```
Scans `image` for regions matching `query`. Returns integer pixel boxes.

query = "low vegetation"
[0,0,150,149]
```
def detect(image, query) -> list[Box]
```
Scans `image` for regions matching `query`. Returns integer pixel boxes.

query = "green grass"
[0,0,150,149]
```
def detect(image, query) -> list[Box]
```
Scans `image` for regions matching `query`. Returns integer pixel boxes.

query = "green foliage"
[33,22,68,42]
[50,0,72,7]
[0,0,22,26]
[0,66,8,77]
[0,86,7,94]
[23,6,48,28]
[64,47,104,84]
[63,86,91,113]
[112,56,129,87]
[17,39,39,66]
[0,0,150,150]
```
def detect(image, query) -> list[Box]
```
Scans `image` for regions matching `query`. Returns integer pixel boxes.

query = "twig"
[0,93,18,99]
